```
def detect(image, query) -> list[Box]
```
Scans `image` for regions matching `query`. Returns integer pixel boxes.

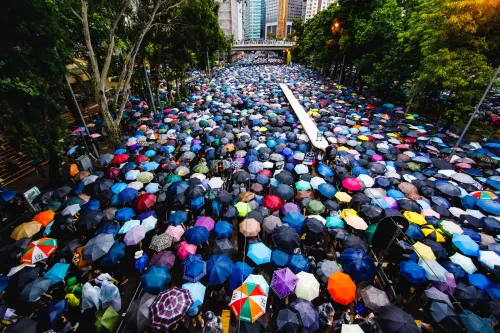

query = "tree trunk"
[48,151,61,188]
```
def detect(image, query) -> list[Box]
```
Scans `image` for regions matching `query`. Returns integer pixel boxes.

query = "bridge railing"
[233,40,295,47]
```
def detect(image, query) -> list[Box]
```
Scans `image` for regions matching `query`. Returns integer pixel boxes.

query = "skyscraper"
[243,0,266,40]
[265,0,303,39]
[304,0,337,20]
[217,0,240,38]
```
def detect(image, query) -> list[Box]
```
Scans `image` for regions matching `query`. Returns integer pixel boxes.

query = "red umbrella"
[366,105,375,110]
[136,193,157,211]
[264,195,282,211]
[404,137,416,143]
[106,168,120,179]
[342,178,362,192]
[112,154,129,164]
[257,169,272,177]
[135,155,149,163]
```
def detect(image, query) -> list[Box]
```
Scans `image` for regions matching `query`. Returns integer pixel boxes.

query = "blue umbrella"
[318,183,337,198]
[144,150,156,157]
[94,225,119,237]
[405,224,425,240]
[0,276,8,292]
[207,254,232,285]
[441,261,468,280]
[81,199,100,212]
[181,282,206,311]
[287,254,310,274]
[476,200,500,215]
[39,299,68,326]
[461,195,478,209]
[115,207,135,221]
[182,254,207,282]
[185,226,209,245]
[167,181,189,195]
[119,220,140,234]
[169,211,188,226]
[468,274,490,290]
[44,263,70,286]
[340,248,377,281]
[247,242,271,265]
[140,266,171,294]
[486,179,500,191]
[118,188,139,203]
[229,262,253,290]
[283,212,306,233]
[100,241,126,266]
[138,211,157,221]
[400,261,426,283]
[452,234,480,257]
[0,190,16,204]
[387,189,405,200]
[271,249,289,268]
[214,221,233,239]
[111,183,128,194]
[317,164,334,177]
[141,161,160,171]
[326,215,344,228]
[460,310,494,333]
[190,196,205,210]
[145,182,160,193]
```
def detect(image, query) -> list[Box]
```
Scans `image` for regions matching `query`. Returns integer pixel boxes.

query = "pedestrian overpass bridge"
[233,40,295,52]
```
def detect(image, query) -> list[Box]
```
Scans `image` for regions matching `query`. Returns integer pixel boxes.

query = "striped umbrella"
[229,282,267,323]
[21,238,58,264]
[150,287,193,331]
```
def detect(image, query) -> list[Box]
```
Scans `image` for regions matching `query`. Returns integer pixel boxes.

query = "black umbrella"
[397,198,421,212]
[82,233,114,261]
[376,305,420,333]
[9,266,40,290]
[187,185,206,199]
[233,170,250,183]
[78,210,104,230]
[343,234,368,251]
[216,190,233,205]
[422,239,447,260]
[5,318,37,333]
[436,182,461,197]
[214,238,234,255]
[239,321,264,333]
[60,239,82,258]
[94,179,114,193]
[350,193,370,209]
[429,301,461,331]
[455,282,487,308]
[126,293,156,332]
[246,210,263,223]
[275,308,301,333]
[272,225,301,253]
[20,277,51,302]
[371,216,408,254]
[210,128,226,138]
[53,186,72,199]
[97,153,114,166]
[275,170,294,185]
[274,184,294,201]
[304,218,325,238]
[360,205,383,219]
[0,238,30,259]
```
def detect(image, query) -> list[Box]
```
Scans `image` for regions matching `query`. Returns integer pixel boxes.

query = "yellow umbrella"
[335,192,352,203]
[403,211,427,226]
[11,221,42,240]
[387,133,398,137]
[338,146,349,152]
[258,127,268,132]
[235,202,252,217]
[341,209,358,219]
[413,241,436,260]
[137,171,154,183]
[421,225,446,243]
[406,114,415,120]
[358,135,369,141]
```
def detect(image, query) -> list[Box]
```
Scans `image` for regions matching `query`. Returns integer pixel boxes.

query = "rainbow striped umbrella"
[21,238,58,264]
[229,282,267,323]
[470,191,498,200]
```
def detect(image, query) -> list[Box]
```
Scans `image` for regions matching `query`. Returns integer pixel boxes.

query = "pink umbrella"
[194,216,215,231]
[342,178,362,191]
[396,144,409,149]
[456,163,471,169]
[421,208,440,219]
[177,241,196,261]
[124,225,146,245]
[383,196,398,209]
[371,154,383,162]
[166,225,185,242]
[281,203,300,215]
[432,273,456,294]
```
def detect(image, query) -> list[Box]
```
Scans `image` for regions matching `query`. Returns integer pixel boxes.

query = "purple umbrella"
[234,157,245,165]
[150,251,176,269]
[290,299,319,333]
[124,225,146,245]
[195,216,215,231]
[281,202,300,215]
[432,272,457,294]
[271,268,298,299]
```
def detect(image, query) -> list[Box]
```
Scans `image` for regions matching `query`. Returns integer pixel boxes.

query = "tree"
[65,0,187,143]
[0,0,73,187]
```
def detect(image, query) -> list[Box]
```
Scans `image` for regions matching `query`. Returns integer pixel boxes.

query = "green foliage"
[0,0,71,170]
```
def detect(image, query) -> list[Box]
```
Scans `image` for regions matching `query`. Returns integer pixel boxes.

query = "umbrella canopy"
[290,299,319,333]
[229,282,267,323]
[182,254,207,282]
[295,272,319,301]
[207,254,232,285]
[376,305,420,333]
[248,242,271,265]
[150,287,193,331]
[328,272,356,305]
[126,293,156,333]
[360,285,390,310]
[271,268,298,299]
[20,277,51,302]
[141,266,172,294]
[83,233,114,261]
[21,238,58,264]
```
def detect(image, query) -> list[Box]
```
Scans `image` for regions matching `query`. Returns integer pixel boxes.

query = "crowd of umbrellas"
[0,55,500,333]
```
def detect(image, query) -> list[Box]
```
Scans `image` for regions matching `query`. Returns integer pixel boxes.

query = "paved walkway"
[279,83,329,150]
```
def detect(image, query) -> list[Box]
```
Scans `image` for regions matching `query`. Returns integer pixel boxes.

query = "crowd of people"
[0,54,499,333]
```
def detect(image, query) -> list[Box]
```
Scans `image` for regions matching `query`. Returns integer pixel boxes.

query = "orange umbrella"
[73,246,91,269]
[69,164,79,177]
[33,210,55,227]
[327,272,356,305]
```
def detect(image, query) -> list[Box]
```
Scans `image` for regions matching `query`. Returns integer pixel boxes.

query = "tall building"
[304,0,337,20]
[265,0,303,39]
[243,0,266,40]
[217,0,240,38]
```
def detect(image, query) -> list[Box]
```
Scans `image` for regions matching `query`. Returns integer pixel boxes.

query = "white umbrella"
[61,204,81,216]
[244,274,269,295]
[190,173,207,180]
[295,272,319,301]
[128,181,144,190]
[82,282,101,311]
[358,174,374,188]
[449,207,466,218]
[449,252,477,274]
[466,209,486,219]
[418,258,448,282]
[263,161,274,169]
[208,177,224,189]
[81,175,98,186]
[480,233,496,247]
[439,220,463,235]
[450,173,476,184]
[341,324,364,333]
[437,170,456,177]
[310,177,326,190]
[141,216,158,232]
[479,250,500,270]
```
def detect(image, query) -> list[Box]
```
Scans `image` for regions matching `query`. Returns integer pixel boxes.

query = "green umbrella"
[194,164,210,174]
[295,180,311,191]
[48,200,62,211]
[166,174,182,184]
[204,189,218,200]
[235,202,252,217]
[137,172,154,183]
[199,119,209,128]
[63,197,84,207]
[406,162,421,171]
[365,222,379,245]
[306,200,325,214]
[95,306,120,332]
